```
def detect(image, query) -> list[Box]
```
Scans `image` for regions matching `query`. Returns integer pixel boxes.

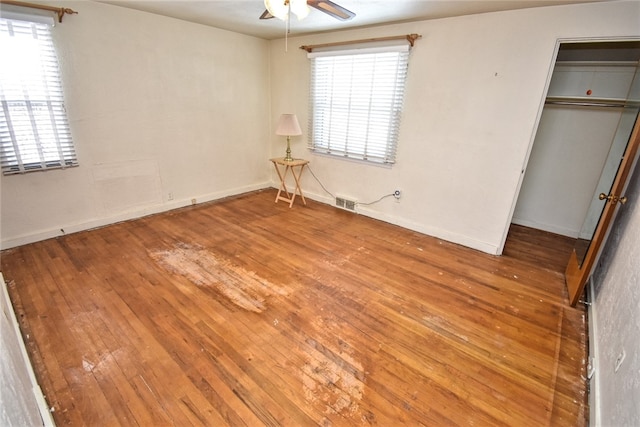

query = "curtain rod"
[300,34,421,53]
[0,0,77,22]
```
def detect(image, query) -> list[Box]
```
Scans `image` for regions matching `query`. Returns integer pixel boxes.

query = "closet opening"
[509,39,640,304]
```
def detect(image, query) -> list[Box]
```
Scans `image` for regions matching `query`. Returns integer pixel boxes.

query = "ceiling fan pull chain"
[285,1,290,51]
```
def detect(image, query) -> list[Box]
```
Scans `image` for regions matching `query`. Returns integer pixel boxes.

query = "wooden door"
[565,112,640,306]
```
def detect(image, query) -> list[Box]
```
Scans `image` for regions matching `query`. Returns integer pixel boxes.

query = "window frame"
[0,13,78,175]
[307,43,411,165]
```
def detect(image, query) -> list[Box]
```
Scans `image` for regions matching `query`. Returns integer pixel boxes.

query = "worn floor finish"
[1,190,587,426]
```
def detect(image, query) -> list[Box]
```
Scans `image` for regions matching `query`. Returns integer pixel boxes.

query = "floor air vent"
[335,196,356,212]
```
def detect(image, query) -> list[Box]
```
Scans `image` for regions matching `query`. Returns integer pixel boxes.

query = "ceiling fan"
[260,0,356,22]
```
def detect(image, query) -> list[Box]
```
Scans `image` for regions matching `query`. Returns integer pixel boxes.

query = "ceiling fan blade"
[259,9,274,19]
[308,0,355,21]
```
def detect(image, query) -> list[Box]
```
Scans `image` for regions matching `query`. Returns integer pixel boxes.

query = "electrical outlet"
[168,192,174,201]
[191,198,197,206]
[614,349,626,373]
[587,356,595,379]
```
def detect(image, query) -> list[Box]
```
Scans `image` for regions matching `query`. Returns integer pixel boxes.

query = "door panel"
[566,109,640,305]
[574,104,640,264]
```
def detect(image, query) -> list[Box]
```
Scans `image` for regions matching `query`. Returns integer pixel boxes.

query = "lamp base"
[284,136,294,162]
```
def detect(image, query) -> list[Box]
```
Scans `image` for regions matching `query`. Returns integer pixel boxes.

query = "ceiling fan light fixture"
[264,0,289,20]
[264,0,310,21]
[290,0,310,20]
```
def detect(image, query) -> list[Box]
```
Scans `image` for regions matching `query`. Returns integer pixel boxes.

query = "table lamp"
[276,113,302,162]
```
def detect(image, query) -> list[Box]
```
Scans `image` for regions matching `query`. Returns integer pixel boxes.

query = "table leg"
[290,164,307,207]
[271,161,308,208]
[272,162,290,203]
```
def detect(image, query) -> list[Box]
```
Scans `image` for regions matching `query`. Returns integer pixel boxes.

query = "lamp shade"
[275,114,302,136]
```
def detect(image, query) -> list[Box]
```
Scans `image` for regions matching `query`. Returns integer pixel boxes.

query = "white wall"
[268,1,640,255]
[590,153,640,425]
[0,0,271,249]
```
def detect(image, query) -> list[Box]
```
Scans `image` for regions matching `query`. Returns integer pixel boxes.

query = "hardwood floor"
[1,190,587,426]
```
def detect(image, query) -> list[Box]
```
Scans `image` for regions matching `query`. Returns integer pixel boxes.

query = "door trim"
[499,36,640,256]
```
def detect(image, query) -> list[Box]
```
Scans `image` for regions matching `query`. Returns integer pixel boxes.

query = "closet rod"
[545,97,628,108]
[545,100,626,108]
[0,0,77,22]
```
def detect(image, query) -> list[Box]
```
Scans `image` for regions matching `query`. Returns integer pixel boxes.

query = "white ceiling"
[97,0,607,40]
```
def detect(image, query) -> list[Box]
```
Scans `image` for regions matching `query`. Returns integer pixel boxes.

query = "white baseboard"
[587,278,599,427]
[511,218,579,238]
[301,190,501,255]
[1,182,270,250]
[3,178,500,254]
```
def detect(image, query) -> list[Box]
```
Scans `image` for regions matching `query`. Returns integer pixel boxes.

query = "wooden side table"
[270,157,309,208]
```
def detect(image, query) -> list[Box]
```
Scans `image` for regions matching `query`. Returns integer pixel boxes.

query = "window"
[308,44,410,165]
[0,15,77,175]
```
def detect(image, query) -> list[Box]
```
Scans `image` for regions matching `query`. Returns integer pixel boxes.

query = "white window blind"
[0,16,77,175]
[308,44,410,164]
